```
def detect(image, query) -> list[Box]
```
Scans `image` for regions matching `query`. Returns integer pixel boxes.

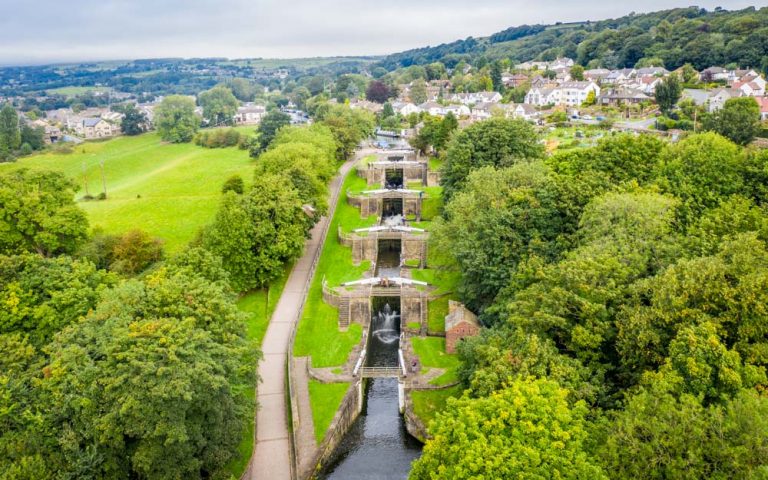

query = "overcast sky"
[0,1,762,66]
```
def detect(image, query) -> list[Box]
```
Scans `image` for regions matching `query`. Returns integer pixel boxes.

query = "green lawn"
[294,168,371,367]
[411,337,460,386]
[308,381,350,443]
[427,157,444,172]
[427,296,450,333]
[45,86,112,96]
[238,263,292,345]
[0,133,255,253]
[411,386,462,430]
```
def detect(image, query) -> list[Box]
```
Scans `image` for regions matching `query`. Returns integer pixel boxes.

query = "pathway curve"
[250,147,374,480]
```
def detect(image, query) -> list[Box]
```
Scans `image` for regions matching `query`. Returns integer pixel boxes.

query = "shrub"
[194,128,244,148]
[222,175,245,194]
[110,229,164,275]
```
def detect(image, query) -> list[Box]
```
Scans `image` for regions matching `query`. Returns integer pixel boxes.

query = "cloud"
[0,0,760,65]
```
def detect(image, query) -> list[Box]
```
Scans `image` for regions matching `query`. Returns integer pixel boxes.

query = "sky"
[0,0,762,66]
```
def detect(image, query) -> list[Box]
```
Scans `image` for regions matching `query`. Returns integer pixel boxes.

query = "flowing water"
[375,240,401,279]
[319,301,422,479]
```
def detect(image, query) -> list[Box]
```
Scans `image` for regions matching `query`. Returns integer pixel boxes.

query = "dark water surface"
[319,301,422,479]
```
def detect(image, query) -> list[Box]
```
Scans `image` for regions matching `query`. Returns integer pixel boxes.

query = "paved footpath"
[250,149,371,480]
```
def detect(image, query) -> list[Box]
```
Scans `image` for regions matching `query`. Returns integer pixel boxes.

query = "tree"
[120,104,148,136]
[0,169,88,256]
[41,269,257,479]
[599,378,768,479]
[198,85,239,126]
[570,64,585,81]
[582,89,597,106]
[109,229,164,275]
[703,97,761,146]
[365,80,391,103]
[441,118,544,200]
[381,102,395,119]
[410,378,607,480]
[222,174,245,194]
[224,78,256,102]
[250,110,290,156]
[19,123,45,150]
[314,104,375,160]
[0,103,20,159]
[654,75,682,115]
[410,78,428,104]
[203,174,307,291]
[155,95,199,143]
[490,60,504,92]
[0,253,115,345]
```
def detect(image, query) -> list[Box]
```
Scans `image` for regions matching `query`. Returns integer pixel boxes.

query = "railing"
[359,366,402,378]
[286,155,357,480]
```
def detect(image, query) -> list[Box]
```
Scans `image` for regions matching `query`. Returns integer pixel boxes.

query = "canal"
[318,297,422,479]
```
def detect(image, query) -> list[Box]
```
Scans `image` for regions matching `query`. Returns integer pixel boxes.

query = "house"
[682,89,711,107]
[350,99,383,114]
[445,301,480,354]
[510,103,539,121]
[443,104,471,117]
[234,103,266,125]
[470,102,497,121]
[584,68,611,83]
[525,87,558,106]
[599,87,650,105]
[756,97,768,121]
[29,119,61,144]
[700,67,730,82]
[502,73,528,88]
[556,81,601,107]
[419,101,445,116]
[391,101,421,116]
[635,76,663,94]
[732,80,765,97]
[605,68,636,85]
[635,66,669,77]
[78,118,116,139]
[449,91,503,105]
[708,88,743,112]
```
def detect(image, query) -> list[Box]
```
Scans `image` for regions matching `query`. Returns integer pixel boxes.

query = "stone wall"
[402,236,427,267]
[401,293,428,329]
[402,389,429,443]
[349,296,371,326]
[427,170,441,187]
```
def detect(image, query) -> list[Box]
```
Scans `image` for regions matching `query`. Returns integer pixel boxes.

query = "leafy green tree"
[155,95,200,143]
[19,123,45,150]
[314,104,375,160]
[441,118,544,199]
[221,174,245,194]
[617,233,768,375]
[250,110,290,156]
[703,97,761,146]
[0,103,20,159]
[411,378,607,480]
[120,104,148,135]
[198,85,239,126]
[0,254,115,345]
[0,169,88,256]
[654,75,682,115]
[599,378,768,479]
[432,164,564,312]
[490,60,504,92]
[41,268,257,479]
[381,102,395,119]
[410,78,428,104]
[656,132,745,223]
[570,64,585,81]
[224,78,256,102]
[203,174,307,291]
[109,229,164,275]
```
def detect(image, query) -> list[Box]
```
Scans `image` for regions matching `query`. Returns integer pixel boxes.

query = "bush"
[19,143,33,156]
[193,128,244,148]
[222,175,245,194]
[110,229,164,275]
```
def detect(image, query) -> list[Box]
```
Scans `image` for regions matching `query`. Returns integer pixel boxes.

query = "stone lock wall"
[403,197,422,219]
[402,236,427,267]
[349,296,371,326]
[401,294,427,329]
[350,235,377,265]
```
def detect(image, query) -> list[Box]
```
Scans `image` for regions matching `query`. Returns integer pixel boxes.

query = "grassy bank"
[0,132,254,253]
[411,337,460,386]
[411,386,462,430]
[308,381,350,443]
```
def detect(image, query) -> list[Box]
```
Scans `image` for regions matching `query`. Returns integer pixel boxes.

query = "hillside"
[0,133,254,252]
[377,6,768,71]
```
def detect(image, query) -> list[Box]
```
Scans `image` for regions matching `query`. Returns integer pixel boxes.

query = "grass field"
[411,337,460,386]
[308,381,350,443]
[45,86,113,96]
[411,386,462,431]
[0,133,255,253]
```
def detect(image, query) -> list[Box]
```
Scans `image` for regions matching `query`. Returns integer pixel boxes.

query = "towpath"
[250,148,373,480]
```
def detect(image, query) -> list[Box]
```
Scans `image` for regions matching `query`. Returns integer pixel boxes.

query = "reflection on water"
[319,379,422,480]
[319,300,421,479]
[375,240,401,279]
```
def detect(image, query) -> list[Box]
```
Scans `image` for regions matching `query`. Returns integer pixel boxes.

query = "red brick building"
[445,301,480,354]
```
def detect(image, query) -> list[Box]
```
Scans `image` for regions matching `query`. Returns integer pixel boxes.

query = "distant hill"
[377,6,768,72]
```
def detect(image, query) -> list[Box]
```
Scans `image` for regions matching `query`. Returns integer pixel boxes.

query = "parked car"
[582,115,593,120]
[596,116,606,121]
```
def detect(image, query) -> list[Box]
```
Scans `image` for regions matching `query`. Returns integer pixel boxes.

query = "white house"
[444,104,471,117]
[525,87,558,106]
[234,103,266,125]
[77,118,116,139]
[449,91,503,105]
[556,81,601,107]
[391,101,421,116]
[510,103,539,121]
